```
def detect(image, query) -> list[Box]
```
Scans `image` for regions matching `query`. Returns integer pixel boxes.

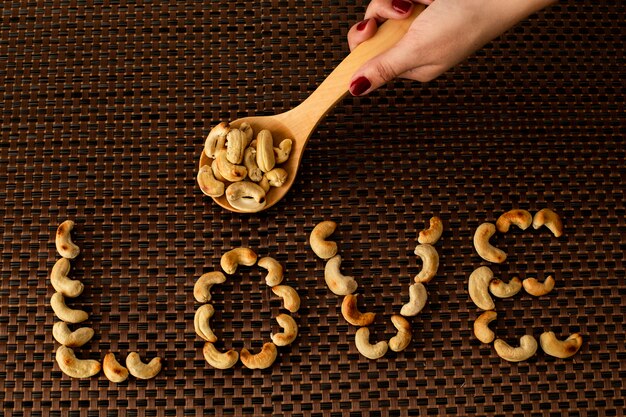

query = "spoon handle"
[283,5,425,139]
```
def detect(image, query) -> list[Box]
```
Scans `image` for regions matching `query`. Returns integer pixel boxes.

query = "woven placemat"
[1,1,624,416]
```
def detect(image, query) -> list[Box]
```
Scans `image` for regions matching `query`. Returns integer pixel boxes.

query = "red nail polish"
[350,76,371,96]
[356,19,369,31]
[392,0,412,14]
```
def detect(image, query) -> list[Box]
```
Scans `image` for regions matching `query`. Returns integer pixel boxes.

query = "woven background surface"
[1,1,625,416]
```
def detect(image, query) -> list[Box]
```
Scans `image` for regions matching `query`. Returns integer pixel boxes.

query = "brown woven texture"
[1,1,624,416]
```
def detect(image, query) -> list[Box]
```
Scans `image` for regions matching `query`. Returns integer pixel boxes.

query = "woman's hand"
[347,0,557,95]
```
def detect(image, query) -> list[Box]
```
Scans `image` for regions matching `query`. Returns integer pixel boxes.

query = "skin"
[347,0,558,95]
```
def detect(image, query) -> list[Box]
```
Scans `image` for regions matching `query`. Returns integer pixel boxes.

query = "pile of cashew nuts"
[309,217,443,359]
[198,122,292,212]
[194,248,299,369]
[470,209,583,361]
[51,220,162,381]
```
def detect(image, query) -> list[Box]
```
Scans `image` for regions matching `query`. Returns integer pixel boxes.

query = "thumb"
[349,36,418,96]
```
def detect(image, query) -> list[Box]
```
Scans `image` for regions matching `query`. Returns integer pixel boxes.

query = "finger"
[347,18,379,51]
[348,35,421,96]
[364,0,417,22]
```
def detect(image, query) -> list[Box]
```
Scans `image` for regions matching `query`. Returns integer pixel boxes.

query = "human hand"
[347,0,557,95]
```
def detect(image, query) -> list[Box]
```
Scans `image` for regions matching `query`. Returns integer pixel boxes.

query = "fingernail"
[350,76,371,96]
[356,19,369,31]
[392,0,412,14]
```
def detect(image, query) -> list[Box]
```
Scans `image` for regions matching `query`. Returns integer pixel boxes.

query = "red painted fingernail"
[356,19,369,31]
[350,76,371,96]
[392,0,412,14]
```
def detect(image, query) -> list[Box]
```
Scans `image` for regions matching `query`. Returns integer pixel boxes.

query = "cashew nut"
[103,352,129,383]
[226,128,249,165]
[258,176,270,192]
[539,332,583,358]
[310,221,338,260]
[473,311,497,344]
[243,147,263,182]
[264,167,288,187]
[50,258,84,298]
[256,129,275,172]
[341,294,375,326]
[355,328,388,360]
[55,345,101,378]
[220,247,257,274]
[489,277,522,298]
[273,139,292,164]
[271,285,300,313]
[194,271,226,303]
[324,255,358,296]
[212,160,226,181]
[523,275,555,296]
[271,313,298,346]
[239,122,253,143]
[413,244,439,283]
[473,223,507,263]
[225,181,267,213]
[50,292,88,323]
[418,216,443,245]
[194,304,217,342]
[240,342,277,369]
[494,335,538,362]
[400,283,427,317]
[56,220,80,259]
[126,352,162,379]
[533,208,564,237]
[197,164,225,198]
[214,149,247,183]
[203,342,239,369]
[257,257,284,287]
[389,315,412,352]
[496,209,532,233]
[468,266,495,311]
[204,122,229,159]
[52,322,94,347]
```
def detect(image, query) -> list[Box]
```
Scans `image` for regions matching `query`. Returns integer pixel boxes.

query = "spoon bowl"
[198,6,425,213]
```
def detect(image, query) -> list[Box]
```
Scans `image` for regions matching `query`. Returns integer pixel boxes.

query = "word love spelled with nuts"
[199,121,293,213]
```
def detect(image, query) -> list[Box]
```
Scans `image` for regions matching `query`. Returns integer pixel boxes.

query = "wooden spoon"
[199,5,425,213]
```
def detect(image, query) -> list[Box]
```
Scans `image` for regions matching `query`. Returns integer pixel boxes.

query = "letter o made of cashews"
[56,220,80,259]
[493,335,538,362]
[309,221,338,260]
[473,223,507,263]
